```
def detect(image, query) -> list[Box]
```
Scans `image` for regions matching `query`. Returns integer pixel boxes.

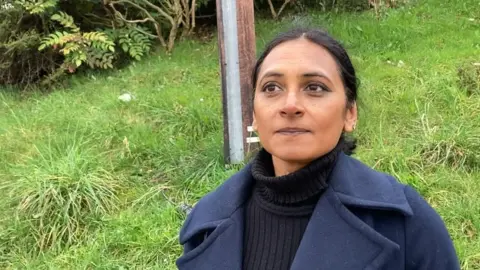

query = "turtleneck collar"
[251,139,344,206]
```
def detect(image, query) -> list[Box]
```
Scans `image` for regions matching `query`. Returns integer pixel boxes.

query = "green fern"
[38,12,116,72]
[117,27,152,60]
[20,4,151,75]
[51,12,80,32]
[60,42,81,55]
[66,50,87,68]
[39,31,76,50]
[85,47,115,69]
[83,32,115,52]
[15,0,58,14]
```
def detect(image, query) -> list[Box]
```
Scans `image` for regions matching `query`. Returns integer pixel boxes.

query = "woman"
[176,28,460,270]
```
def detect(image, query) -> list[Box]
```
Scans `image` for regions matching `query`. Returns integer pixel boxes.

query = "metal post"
[217,0,257,165]
[221,0,244,164]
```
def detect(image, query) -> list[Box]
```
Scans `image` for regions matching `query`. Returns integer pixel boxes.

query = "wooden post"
[236,0,257,160]
[216,0,257,164]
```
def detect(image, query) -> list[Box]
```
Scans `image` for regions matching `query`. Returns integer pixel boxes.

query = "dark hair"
[251,28,358,155]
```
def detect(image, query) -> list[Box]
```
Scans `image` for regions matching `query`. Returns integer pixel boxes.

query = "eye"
[262,83,281,93]
[305,83,328,92]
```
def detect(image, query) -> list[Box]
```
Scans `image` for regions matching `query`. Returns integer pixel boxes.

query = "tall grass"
[1,0,479,268]
[1,129,125,251]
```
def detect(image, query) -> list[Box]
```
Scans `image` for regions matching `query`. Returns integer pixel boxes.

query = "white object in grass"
[118,93,135,102]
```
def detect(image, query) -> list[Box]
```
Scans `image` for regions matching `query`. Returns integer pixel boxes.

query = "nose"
[280,92,304,117]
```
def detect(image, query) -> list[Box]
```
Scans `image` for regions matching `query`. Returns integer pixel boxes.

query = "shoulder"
[402,185,460,269]
[329,154,413,215]
[402,184,452,240]
[334,155,459,268]
[340,154,455,239]
[179,163,254,244]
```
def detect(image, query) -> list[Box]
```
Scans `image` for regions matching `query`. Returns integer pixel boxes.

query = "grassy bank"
[1,0,479,268]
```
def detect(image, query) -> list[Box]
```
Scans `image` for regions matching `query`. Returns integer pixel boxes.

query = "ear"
[343,102,358,133]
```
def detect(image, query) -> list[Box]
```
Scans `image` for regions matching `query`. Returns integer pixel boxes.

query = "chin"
[270,146,318,163]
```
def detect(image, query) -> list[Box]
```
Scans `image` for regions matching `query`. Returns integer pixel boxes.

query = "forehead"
[259,38,340,77]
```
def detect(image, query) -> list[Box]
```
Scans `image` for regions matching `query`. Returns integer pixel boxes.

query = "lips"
[276,127,310,134]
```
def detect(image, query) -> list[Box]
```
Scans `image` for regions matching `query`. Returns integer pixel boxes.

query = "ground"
[0,0,479,268]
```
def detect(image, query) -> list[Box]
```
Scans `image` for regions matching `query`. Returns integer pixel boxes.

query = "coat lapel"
[176,207,244,270]
[290,188,400,270]
[176,164,253,270]
[290,153,412,270]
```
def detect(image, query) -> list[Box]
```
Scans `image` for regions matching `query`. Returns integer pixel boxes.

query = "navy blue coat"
[176,153,460,270]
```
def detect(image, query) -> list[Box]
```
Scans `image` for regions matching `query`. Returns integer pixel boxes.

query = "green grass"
[1,0,480,268]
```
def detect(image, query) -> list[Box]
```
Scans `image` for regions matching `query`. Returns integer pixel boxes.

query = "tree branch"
[180,0,188,19]
[109,0,167,47]
[266,0,277,19]
[191,0,196,30]
[134,26,157,39]
[162,0,174,11]
[140,0,175,25]
[110,0,155,23]
[112,10,152,24]
[196,14,215,19]
[83,12,115,27]
[277,0,291,18]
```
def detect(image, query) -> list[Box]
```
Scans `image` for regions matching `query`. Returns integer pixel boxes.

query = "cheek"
[309,100,346,128]
[253,100,276,127]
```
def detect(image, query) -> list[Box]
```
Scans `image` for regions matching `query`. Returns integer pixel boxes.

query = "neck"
[250,139,344,205]
[271,156,310,177]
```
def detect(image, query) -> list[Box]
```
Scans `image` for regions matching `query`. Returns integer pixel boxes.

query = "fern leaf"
[51,13,61,21]
[51,11,80,32]
[19,0,58,14]
[61,43,80,55]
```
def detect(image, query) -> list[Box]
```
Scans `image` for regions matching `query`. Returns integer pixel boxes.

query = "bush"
[0,0,155,87]
[105,0,211,52]
[308,0,370,11]
[254,0,371,18]
[1,0,217,87]
[0,2,60,86]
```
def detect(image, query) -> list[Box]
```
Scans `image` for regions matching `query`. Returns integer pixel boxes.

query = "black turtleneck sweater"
[242,142,343,270]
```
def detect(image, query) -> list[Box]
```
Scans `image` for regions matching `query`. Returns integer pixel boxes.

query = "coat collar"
[328,153,413,216]
[177,153,413,270]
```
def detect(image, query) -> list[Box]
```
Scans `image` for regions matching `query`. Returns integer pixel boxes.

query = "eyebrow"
[261,71,284,79]
[302,72,328,78]
[259,71,331,81]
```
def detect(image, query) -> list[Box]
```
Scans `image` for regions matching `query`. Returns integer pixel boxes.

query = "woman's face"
[252,38,357,166]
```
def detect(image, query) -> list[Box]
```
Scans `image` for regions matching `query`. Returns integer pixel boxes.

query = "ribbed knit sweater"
[242,142,343,270]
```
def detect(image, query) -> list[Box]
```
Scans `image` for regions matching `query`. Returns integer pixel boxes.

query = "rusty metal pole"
[216,0,256,164]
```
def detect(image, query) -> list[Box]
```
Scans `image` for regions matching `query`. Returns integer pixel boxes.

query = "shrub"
[105,26,153,61]
[0,2,59,86]
[39,11,117,73]
[0,0,154,86]
[256,0,371,16]
[106,0,209,52]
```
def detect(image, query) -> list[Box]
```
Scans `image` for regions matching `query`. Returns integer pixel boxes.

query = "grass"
[1,0,480,268]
